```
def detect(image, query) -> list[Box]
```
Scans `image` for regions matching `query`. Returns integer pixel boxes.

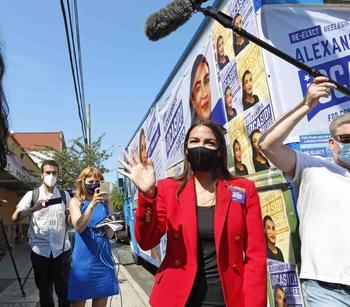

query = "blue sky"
[0,1,207,183]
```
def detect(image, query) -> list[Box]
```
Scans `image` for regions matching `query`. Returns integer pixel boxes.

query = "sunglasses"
[335,134,350,144]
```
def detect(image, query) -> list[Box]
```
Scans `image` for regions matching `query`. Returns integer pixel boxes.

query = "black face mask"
[187,147,219,172]
[85,183,100,195]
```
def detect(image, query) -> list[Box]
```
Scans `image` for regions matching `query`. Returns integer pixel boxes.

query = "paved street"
[0,240,156,306]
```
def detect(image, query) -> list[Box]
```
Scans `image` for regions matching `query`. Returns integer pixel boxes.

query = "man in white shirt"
[12,160,71,307]
[259,76,350,306]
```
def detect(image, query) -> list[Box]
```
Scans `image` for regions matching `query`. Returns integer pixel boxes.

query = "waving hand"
[117,150,156,198]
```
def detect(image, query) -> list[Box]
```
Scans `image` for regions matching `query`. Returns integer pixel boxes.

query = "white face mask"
[43,174,57,188]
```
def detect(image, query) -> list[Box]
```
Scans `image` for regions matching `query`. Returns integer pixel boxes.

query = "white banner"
[258,5,350,141]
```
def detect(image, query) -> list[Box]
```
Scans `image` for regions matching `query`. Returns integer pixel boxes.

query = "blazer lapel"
[178,177,198,259]
[214,179,232,253]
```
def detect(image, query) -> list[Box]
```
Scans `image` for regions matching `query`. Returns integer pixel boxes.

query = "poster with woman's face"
[186,38,226,127]
[211,9,234,72]
[227,0,257,57]
[228,115,253,175]
[219,60,243,123]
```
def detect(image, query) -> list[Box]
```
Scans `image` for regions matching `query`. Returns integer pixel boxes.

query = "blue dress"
[68,200,119,301]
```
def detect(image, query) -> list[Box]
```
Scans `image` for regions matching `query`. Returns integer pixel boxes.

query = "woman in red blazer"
[118,120,267,307]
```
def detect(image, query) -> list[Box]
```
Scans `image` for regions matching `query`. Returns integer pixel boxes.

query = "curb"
[113,254,150,306]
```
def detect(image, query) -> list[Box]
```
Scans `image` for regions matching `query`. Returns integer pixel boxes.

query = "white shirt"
[291,151,350,285]
[17,185,71,258]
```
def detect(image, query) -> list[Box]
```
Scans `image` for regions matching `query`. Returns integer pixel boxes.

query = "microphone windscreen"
[145,0,194,41]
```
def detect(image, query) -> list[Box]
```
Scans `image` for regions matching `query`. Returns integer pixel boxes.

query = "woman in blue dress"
[68,167,119,306]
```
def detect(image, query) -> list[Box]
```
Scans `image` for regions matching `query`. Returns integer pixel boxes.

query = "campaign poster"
[258,5,350,140]
[268,260,304,307]
[259,189,296,264]
[185,37,227,126]
[228,114,253,175]
[227,0,258,57]
[219,60,243,124]
[127,133,140,204]
[236,43,272,113]
[158,77,191,170]
[211,7,235,73]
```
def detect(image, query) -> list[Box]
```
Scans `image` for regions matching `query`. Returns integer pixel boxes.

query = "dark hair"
[263,215,273,227]
[216,35,224,60]
[0,49,10,170]
[232,13,242,48]
[139,128,146,151]
[189,54,210,121]
[232,139,240,166]
[41,159,59,173]
[241,69,252,103]
[249,128,261,160]
[273,284,285,303]
[175,119,232,196]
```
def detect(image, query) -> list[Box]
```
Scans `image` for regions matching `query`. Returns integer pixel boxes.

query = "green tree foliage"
[110,182,125,211]
[49,135,112,191]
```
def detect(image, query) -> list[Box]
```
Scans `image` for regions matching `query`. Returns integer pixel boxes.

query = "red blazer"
[135,177,267,307]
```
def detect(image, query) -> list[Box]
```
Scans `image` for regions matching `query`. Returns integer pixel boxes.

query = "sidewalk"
[0,243,150,307]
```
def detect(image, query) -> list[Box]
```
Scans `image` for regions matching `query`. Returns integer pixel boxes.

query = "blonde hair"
[329,113,350,137]
[75,167,104,201]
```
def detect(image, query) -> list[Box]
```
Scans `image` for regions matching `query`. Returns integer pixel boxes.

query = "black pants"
[31,250,71,307]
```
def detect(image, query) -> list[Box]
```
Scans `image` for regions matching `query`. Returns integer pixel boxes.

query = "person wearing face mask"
[259,76,350,306]
[12,159,71,307]
[118,119,267,307]
[68,167,118,306]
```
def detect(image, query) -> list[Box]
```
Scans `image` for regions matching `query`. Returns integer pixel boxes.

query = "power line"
[60,0,87,144]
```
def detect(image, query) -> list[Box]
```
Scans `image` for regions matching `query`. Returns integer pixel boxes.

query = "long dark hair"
[189,54,210,122]
[216,35,224,62]
[0,49,9,169]
[175,119,232,196]
[241,69,252,103]
[232,13,241,48]
[232,138,240,167]
[249,128,261,160]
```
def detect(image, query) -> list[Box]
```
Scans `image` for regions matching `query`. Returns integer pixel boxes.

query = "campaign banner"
[258,5,350,140]
[143,106,166,180]
[299,131,332,159]
[268,260,304,307]
[158,78,191,169]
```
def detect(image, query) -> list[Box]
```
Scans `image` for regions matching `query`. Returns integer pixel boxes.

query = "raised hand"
[305,76,337,109]
[117,149,156,197]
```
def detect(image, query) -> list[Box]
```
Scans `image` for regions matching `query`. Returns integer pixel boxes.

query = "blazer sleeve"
[134,180,167,251]
[243,181,267,307]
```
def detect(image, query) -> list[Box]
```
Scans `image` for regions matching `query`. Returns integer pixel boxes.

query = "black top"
[235,163,248,176]
[253,157,270,172]
[267,246,285,262]
[233,37,249,56]
[242,94,260,111]
[186,206,225,307]
[227,107,237,122]
[218,55,230,71]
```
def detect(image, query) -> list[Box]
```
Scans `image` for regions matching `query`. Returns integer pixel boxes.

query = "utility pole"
[86,103,91,147]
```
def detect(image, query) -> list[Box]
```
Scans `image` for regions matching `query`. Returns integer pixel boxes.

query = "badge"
[228,186,246,205]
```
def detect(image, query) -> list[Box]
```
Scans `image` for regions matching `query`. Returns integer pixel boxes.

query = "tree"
[110,183,125,212]
[49,135,112,191]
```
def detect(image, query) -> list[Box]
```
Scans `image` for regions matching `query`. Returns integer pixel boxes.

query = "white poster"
[258,5,350,141]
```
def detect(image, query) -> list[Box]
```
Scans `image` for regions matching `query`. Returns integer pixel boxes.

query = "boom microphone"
[145,0,208,41]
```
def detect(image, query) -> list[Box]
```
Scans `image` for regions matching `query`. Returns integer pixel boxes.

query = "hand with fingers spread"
[117,149,156,198]
[304,76,337,110]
